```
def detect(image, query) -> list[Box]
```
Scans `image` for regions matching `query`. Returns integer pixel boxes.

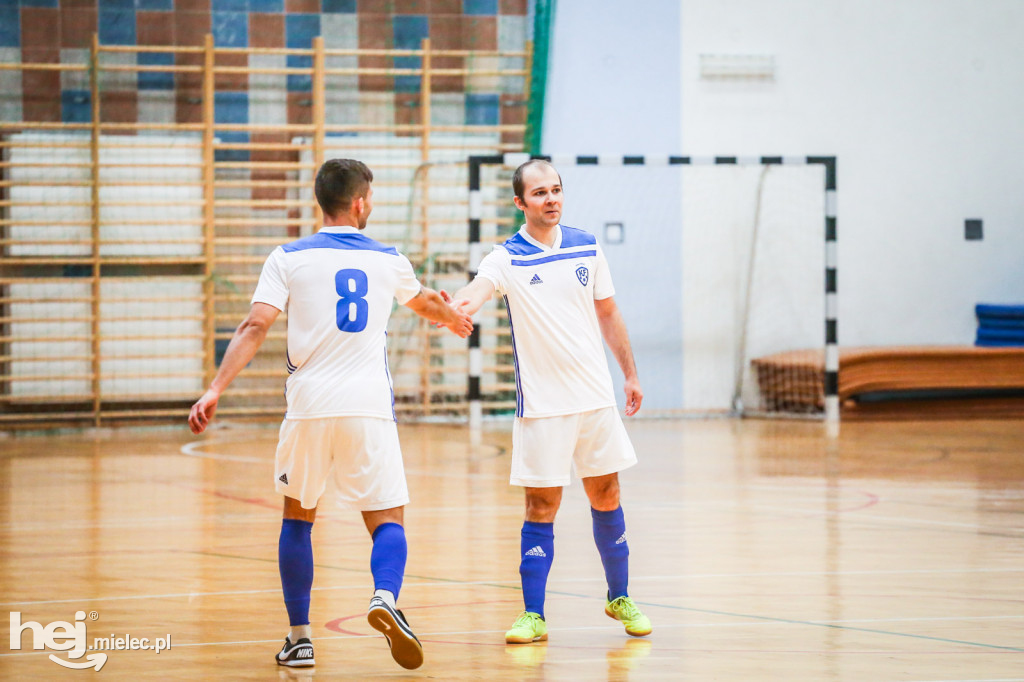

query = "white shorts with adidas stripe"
[510,406,637,487]
[274,416,409,511]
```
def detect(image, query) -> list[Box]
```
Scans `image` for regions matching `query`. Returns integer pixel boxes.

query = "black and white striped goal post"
[465,153,838,428]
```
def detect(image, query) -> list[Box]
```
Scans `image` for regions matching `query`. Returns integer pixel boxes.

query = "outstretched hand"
[188,389,220,434]
[433,289,474,337]
[623,378,643,417]
[441,290,474,315]
[443,306,474,338]
[429,290,451,329]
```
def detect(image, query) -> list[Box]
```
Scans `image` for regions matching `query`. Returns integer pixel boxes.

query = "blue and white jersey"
[251,225,422,420]
[476,224,617,418]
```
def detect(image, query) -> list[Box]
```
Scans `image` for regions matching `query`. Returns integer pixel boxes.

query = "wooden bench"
[751,346,1024,419]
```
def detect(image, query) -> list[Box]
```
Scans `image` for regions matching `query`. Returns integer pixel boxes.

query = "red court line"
[325,598,524,637]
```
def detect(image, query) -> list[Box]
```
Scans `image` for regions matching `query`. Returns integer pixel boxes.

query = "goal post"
[465,153,838,428]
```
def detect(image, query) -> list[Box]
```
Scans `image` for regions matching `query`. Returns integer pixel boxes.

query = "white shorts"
[274,417,410,511]
[510,406,637,487]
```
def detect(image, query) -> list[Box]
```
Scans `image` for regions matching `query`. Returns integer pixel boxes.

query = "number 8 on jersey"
[336,268,369,333]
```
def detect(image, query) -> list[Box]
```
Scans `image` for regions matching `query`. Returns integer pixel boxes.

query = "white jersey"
[251,225,422,420]
[476,224,617,418]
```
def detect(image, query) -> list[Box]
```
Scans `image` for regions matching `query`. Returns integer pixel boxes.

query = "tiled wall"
[0,0,530,130]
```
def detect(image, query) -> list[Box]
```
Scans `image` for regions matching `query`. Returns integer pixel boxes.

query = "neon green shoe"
[605,596,652,637]
[504,611,548,644]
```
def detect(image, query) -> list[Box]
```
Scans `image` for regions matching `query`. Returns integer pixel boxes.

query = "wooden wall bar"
[0,36,530,428]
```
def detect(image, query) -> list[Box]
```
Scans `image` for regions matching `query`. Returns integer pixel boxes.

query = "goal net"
[467,155,832,419]
[682,161,827,417]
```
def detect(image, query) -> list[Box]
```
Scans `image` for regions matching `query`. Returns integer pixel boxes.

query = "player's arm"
[188,302,280,434]
[404,285,474,338]
[450,276,496,316]
[594,296,643,416]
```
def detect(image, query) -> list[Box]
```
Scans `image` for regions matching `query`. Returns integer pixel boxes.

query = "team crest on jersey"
[575,264,589,286]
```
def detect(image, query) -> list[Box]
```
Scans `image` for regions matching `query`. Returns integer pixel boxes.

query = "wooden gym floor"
[1,417,1022,680]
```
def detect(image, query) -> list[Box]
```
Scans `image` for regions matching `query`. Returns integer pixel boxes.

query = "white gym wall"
[681,0,1024,347]
[543,0,684,412]
[543,0,1024,412]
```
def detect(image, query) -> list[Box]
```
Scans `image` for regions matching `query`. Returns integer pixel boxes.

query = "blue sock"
[592,506,629,600]
[520,521,554,619]
[370,522,407,599]
[279,518,314,627]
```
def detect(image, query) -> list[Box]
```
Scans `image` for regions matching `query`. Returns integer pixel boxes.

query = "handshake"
[424,288,474,339]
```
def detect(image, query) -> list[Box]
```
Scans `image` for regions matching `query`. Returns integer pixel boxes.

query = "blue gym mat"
[977,327,1024,342]
[975,303,1024,347]
[976,303,1024,319]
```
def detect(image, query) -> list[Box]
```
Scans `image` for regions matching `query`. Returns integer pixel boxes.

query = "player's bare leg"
[284,496,317,522]
[524,486,562,522]
[582,472,620,511]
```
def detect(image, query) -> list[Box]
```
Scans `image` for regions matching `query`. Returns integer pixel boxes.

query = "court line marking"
[9,494,1021,532]
[180,438,263,463]
[4,614,1019,655]
[0,513,274,532]
[611,596,1024,652]
[909,675,1024,679]
[22,438,1024,654]
[3,619,1023,660]
[6,576,1022,653]
[746,501,1024,534]
[8,602,1024,655]
[141,439,1024,538]
[632,499,1024,537]
[5,567,1024,607]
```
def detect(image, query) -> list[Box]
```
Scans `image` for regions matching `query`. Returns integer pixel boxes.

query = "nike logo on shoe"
[276,637,315,668]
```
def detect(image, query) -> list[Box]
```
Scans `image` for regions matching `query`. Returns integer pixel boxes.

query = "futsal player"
[188,159,473,670]
[451,159,652,643]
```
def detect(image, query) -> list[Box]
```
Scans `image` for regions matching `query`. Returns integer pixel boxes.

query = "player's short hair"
[315,158,373,218]
[512,159,562,201]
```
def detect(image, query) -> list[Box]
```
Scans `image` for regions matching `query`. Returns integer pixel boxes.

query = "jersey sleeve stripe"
[510,249,597,267]
[503,295,525,418]
[383,331,396,422]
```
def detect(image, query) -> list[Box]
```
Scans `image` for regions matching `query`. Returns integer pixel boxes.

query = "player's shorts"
[274,416,410,511]
[510,406,637,487]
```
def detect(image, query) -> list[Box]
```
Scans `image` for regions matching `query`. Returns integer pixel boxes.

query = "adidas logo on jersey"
[615,532,627,545]
[524,545,547,558]
[278,473,289,485]
[529,273,543,285]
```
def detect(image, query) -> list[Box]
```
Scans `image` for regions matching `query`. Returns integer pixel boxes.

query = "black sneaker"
[276,636,315,668]
[367,596,424,670]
